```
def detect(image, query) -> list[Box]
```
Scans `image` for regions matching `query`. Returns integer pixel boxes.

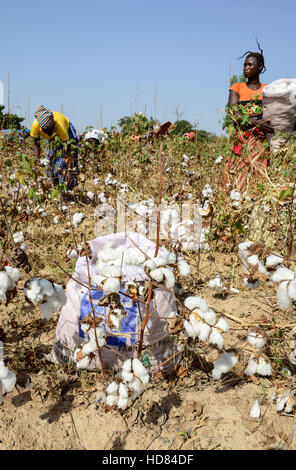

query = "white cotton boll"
[215,318,229,332]
[244,356,258,376]
[202,184,213,199]
[109,314,123,331]
[5,266,21,284]
[150,268,164,283]
[128,377,142,395]
[106,395,118,407]
[198,322,211,342]
[143,259,157,271]
[256,357,272,376]
[230,190,241,201]
[208,276,223,290]
[53,216,59,224]
[103,278,121,294]
[122,370,134,383]
[53,283,67,306]
[13,231,24,243]
[189,314,203,335]
[284,398,294,413]
[164,251,177,265]
[276,397,288,412]
[140,373,150,384]
[24,279,43,303]
[257,261,269,277]
[287,280,296,300]
[76,356,91,369]
[243,277,260,289]
[177,258,191,276]
[153,256,168,268]
[117,397,129,410]
[82,340,98,355]
[67,249,78,259]
[92,274,105,287]
[132,358,148,379]
[39,279,55,297]
[87,191,94,200]
[250,400,261,419]
[265,255,284,268]
[107,381,119,395]
[277,281,292,309]
[208,328,224,350]
[97,263,121,279]
[215,156,223,164]
[0,272,9,299]
[119,382,129,399]
[122,359,132,373]
[247,329,266,349]
[271,268,294,283]
[247,255,260,267]
[202,309,217,326]
[184,296,209,313]
[160,268,175,288]
[183,319,196,338]
[40,299,55,319]
[0,365,16,393]
[72,212,84,228]
[81,323,90,334]
[211,352,238,380]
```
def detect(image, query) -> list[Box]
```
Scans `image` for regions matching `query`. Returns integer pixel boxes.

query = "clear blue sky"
[1,0,295,135]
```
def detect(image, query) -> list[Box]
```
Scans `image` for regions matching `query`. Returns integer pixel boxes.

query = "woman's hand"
[251,119,274,134]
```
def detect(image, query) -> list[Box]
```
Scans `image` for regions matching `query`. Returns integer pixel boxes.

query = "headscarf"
[34,105,54,130]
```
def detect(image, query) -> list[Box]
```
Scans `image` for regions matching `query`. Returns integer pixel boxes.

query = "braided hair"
[238,38,266,74]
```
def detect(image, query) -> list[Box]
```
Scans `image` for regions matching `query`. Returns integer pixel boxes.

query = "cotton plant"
[24,278,67,319]
[0,266,21,302]
[104,358,150,410]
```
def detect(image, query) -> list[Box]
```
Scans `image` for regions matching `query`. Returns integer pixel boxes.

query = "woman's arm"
[228,89,239,107]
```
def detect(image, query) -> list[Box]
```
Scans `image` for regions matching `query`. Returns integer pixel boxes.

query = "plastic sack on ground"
[47,232,177,371]
[262,78,296,152]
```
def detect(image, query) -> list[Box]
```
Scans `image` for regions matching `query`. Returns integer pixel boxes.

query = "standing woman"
[223,43,273,192]
[30,106,79,190]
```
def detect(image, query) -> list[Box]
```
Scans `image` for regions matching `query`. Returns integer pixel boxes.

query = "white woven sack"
[263,78,296,152]
[47,232,177,371]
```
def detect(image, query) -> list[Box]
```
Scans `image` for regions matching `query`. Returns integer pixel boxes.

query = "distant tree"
[117,113,157,135]
[230,74,246,86]
[171,119,193,136]
[0,105,25,130]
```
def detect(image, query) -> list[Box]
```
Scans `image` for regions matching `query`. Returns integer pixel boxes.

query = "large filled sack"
[262,78,296,152]
[47,232,177,371]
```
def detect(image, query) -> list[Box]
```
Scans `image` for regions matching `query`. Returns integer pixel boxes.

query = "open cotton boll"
[143,259,157,271]
[202,309,217,326]
[208,276,223,290]
[198,322,211,342]
[107,381,119,395]
[265,255,284,268]
[122,370,134,383]
[244,355,258,376]
[150,268,164,283]
[97,263,122,279]
[24,279,43,303]
[211,351,238,380]
[238,241,254,261]
[13,231,24,243]
[160,268,175,288]
[271,268,294,283]
[106,395,118,407]
[277,281,292,309]
[183,319,196,338]
[246,255,260,267]
[250,400,261,419]
[153,256,168,268]
[215,318,229,332]
[39,279,55,297]
[247,328,266,349]
[103,278,121,294]
[5,266,21,284]
[0,361,16,393]
[208,327,224,350]
[117,397,129,410]
[122,359,132,372]
[82,340,98,355]
[287,280,296,300]
[128,377,143,395]
[177,258,191,276]
[67,249,78,259]
[132,358,148,380]
[87,191,94,200]
[76,355,91,369]
[119,382,129,399]
[256,357,272,376]
[184,296,209,313]
[72,212,84,228]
